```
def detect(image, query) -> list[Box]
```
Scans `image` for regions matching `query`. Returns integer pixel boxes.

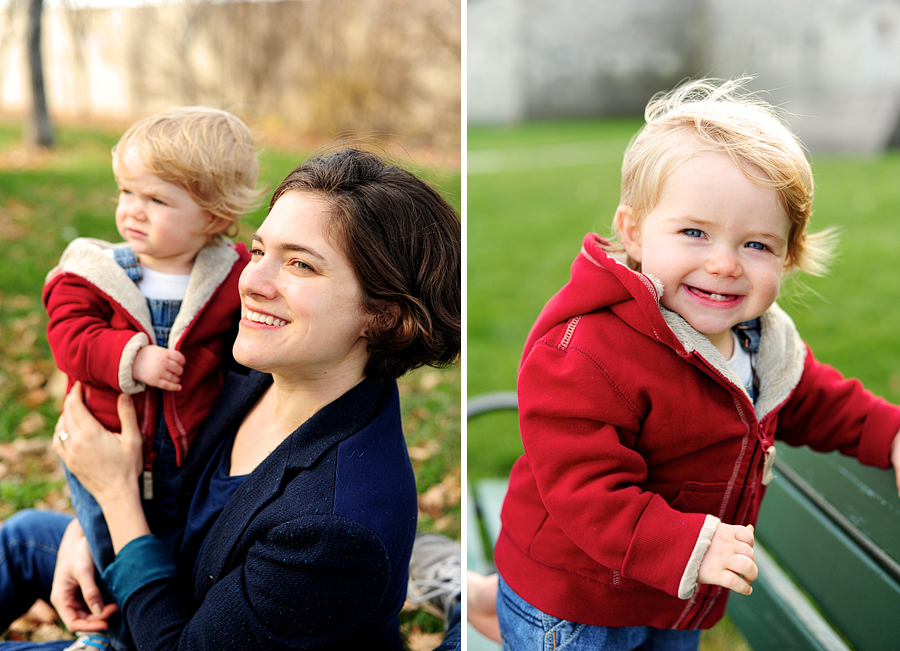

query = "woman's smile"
[244,309,288,327]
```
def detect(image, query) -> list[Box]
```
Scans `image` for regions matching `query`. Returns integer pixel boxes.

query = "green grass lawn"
[0,118,460,641]
[467,117,900,650]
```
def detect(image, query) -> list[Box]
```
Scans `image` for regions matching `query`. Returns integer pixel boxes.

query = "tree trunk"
[27,0,53,147]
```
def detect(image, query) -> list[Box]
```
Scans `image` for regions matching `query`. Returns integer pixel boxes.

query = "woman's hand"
[53,382,151,553]
[53,382,143,507]
[49,519,118,631]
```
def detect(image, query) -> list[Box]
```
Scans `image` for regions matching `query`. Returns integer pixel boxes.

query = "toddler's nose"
[705,250,742,279]
[128,203,148,221]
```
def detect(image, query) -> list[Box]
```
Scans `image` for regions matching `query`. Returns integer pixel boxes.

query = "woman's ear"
[364,300,401,338]
[614,205,642,264]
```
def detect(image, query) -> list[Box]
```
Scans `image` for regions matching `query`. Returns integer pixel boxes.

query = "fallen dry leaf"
[404,625,444,651]
[418,470,462,515]
[16,411,45,436]
[408,439,440,462]
[418,371,442,392]
[7,600,70,643]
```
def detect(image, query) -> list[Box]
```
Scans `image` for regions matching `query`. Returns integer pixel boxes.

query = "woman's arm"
[112,516,392,651]
[53,383,150,553]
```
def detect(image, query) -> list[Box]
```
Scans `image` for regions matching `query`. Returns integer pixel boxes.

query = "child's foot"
[407,533,461,625]
[63,632,111,651]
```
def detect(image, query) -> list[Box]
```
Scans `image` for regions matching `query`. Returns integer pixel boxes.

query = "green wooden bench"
[467,392,900,651]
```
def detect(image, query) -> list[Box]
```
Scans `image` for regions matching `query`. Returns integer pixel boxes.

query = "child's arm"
[44,274,150,394]
[697,523,757,595]
[132,346,186,392]
[776,347,900,485]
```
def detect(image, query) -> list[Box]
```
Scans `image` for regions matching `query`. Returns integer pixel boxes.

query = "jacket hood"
[525,233,806,419]
[524,234,675,358]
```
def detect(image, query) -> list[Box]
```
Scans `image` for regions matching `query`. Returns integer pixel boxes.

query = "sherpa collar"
[651,274,806,421]
[48,237,240,348]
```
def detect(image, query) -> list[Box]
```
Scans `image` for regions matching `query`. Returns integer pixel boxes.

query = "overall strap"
[112,246,143,283]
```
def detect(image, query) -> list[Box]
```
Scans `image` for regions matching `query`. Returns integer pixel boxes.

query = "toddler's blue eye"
[683,228,703,238]
[746,242,767,251]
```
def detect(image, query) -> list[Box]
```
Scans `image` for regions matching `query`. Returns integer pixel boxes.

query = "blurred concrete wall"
[468,0,900,153]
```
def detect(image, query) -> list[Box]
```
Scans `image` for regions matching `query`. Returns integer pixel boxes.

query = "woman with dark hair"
[0,148,461,650]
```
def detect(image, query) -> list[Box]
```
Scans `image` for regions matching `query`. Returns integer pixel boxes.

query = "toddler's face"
[114,146,213,274]
[617,151,789,357]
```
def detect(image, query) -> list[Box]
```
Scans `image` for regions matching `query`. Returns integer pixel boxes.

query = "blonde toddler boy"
[494,78,900,651]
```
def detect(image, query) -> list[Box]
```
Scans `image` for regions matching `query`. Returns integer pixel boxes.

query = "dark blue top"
[103,368,418,650]
[181,433,246,567]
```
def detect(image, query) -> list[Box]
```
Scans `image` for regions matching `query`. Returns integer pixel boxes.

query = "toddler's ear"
[614,205,642,263]
[206,213,233,236]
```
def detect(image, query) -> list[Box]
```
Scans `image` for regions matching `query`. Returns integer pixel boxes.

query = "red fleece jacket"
[494,234,900,630]
[43,237,249,466]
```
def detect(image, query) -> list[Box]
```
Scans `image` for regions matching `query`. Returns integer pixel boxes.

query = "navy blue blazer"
[104,366,418,650]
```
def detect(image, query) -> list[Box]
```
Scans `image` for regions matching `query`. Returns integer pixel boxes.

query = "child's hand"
[698,523,757,595]
[133,345,186,391]
[890,432,900,497]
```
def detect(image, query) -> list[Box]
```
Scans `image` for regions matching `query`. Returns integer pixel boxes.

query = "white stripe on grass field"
[467,140,629,175]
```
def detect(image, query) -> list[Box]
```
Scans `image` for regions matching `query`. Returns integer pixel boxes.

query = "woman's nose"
[239,256,278,298]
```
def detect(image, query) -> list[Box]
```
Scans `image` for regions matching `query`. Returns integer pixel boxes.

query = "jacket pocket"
[669,481,730,515]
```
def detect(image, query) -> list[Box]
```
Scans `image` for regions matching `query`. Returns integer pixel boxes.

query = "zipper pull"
[143,469,154,500]
[762,445,777,486]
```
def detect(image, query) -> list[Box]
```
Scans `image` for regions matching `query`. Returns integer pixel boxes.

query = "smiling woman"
[236,192,373,392]
[0,148,461,651]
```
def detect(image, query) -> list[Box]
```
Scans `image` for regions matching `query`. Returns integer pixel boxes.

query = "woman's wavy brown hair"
[269,148,461,379]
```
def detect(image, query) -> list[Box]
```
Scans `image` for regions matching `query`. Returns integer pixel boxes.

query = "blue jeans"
[66,423,183,573]
[0,509,73,648]
[60,426,181,651]
[433,602,461,651]
[496,577,701,651]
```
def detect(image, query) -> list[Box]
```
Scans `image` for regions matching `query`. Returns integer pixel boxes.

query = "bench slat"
[727,544,850,651]
[757,464,900,651]
[777,445,900,568]
[467,484,490,575]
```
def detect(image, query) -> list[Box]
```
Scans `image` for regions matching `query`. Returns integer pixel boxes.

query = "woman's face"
[233,191,371,383]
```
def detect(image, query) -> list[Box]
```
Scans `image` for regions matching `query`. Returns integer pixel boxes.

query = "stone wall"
[468,0,900,152]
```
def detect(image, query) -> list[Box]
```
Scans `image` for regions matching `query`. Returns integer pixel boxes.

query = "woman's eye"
[682,228,704,238]
[249,248,264,259]
[292,260,313,271]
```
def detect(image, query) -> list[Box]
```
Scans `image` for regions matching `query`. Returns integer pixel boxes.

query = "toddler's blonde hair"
[616,77,835,276]
[112,107,264,237]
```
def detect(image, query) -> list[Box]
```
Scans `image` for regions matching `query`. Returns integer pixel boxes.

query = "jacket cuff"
[102,535,178,610]
[677,514,720,599]
[118,332,149,394]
